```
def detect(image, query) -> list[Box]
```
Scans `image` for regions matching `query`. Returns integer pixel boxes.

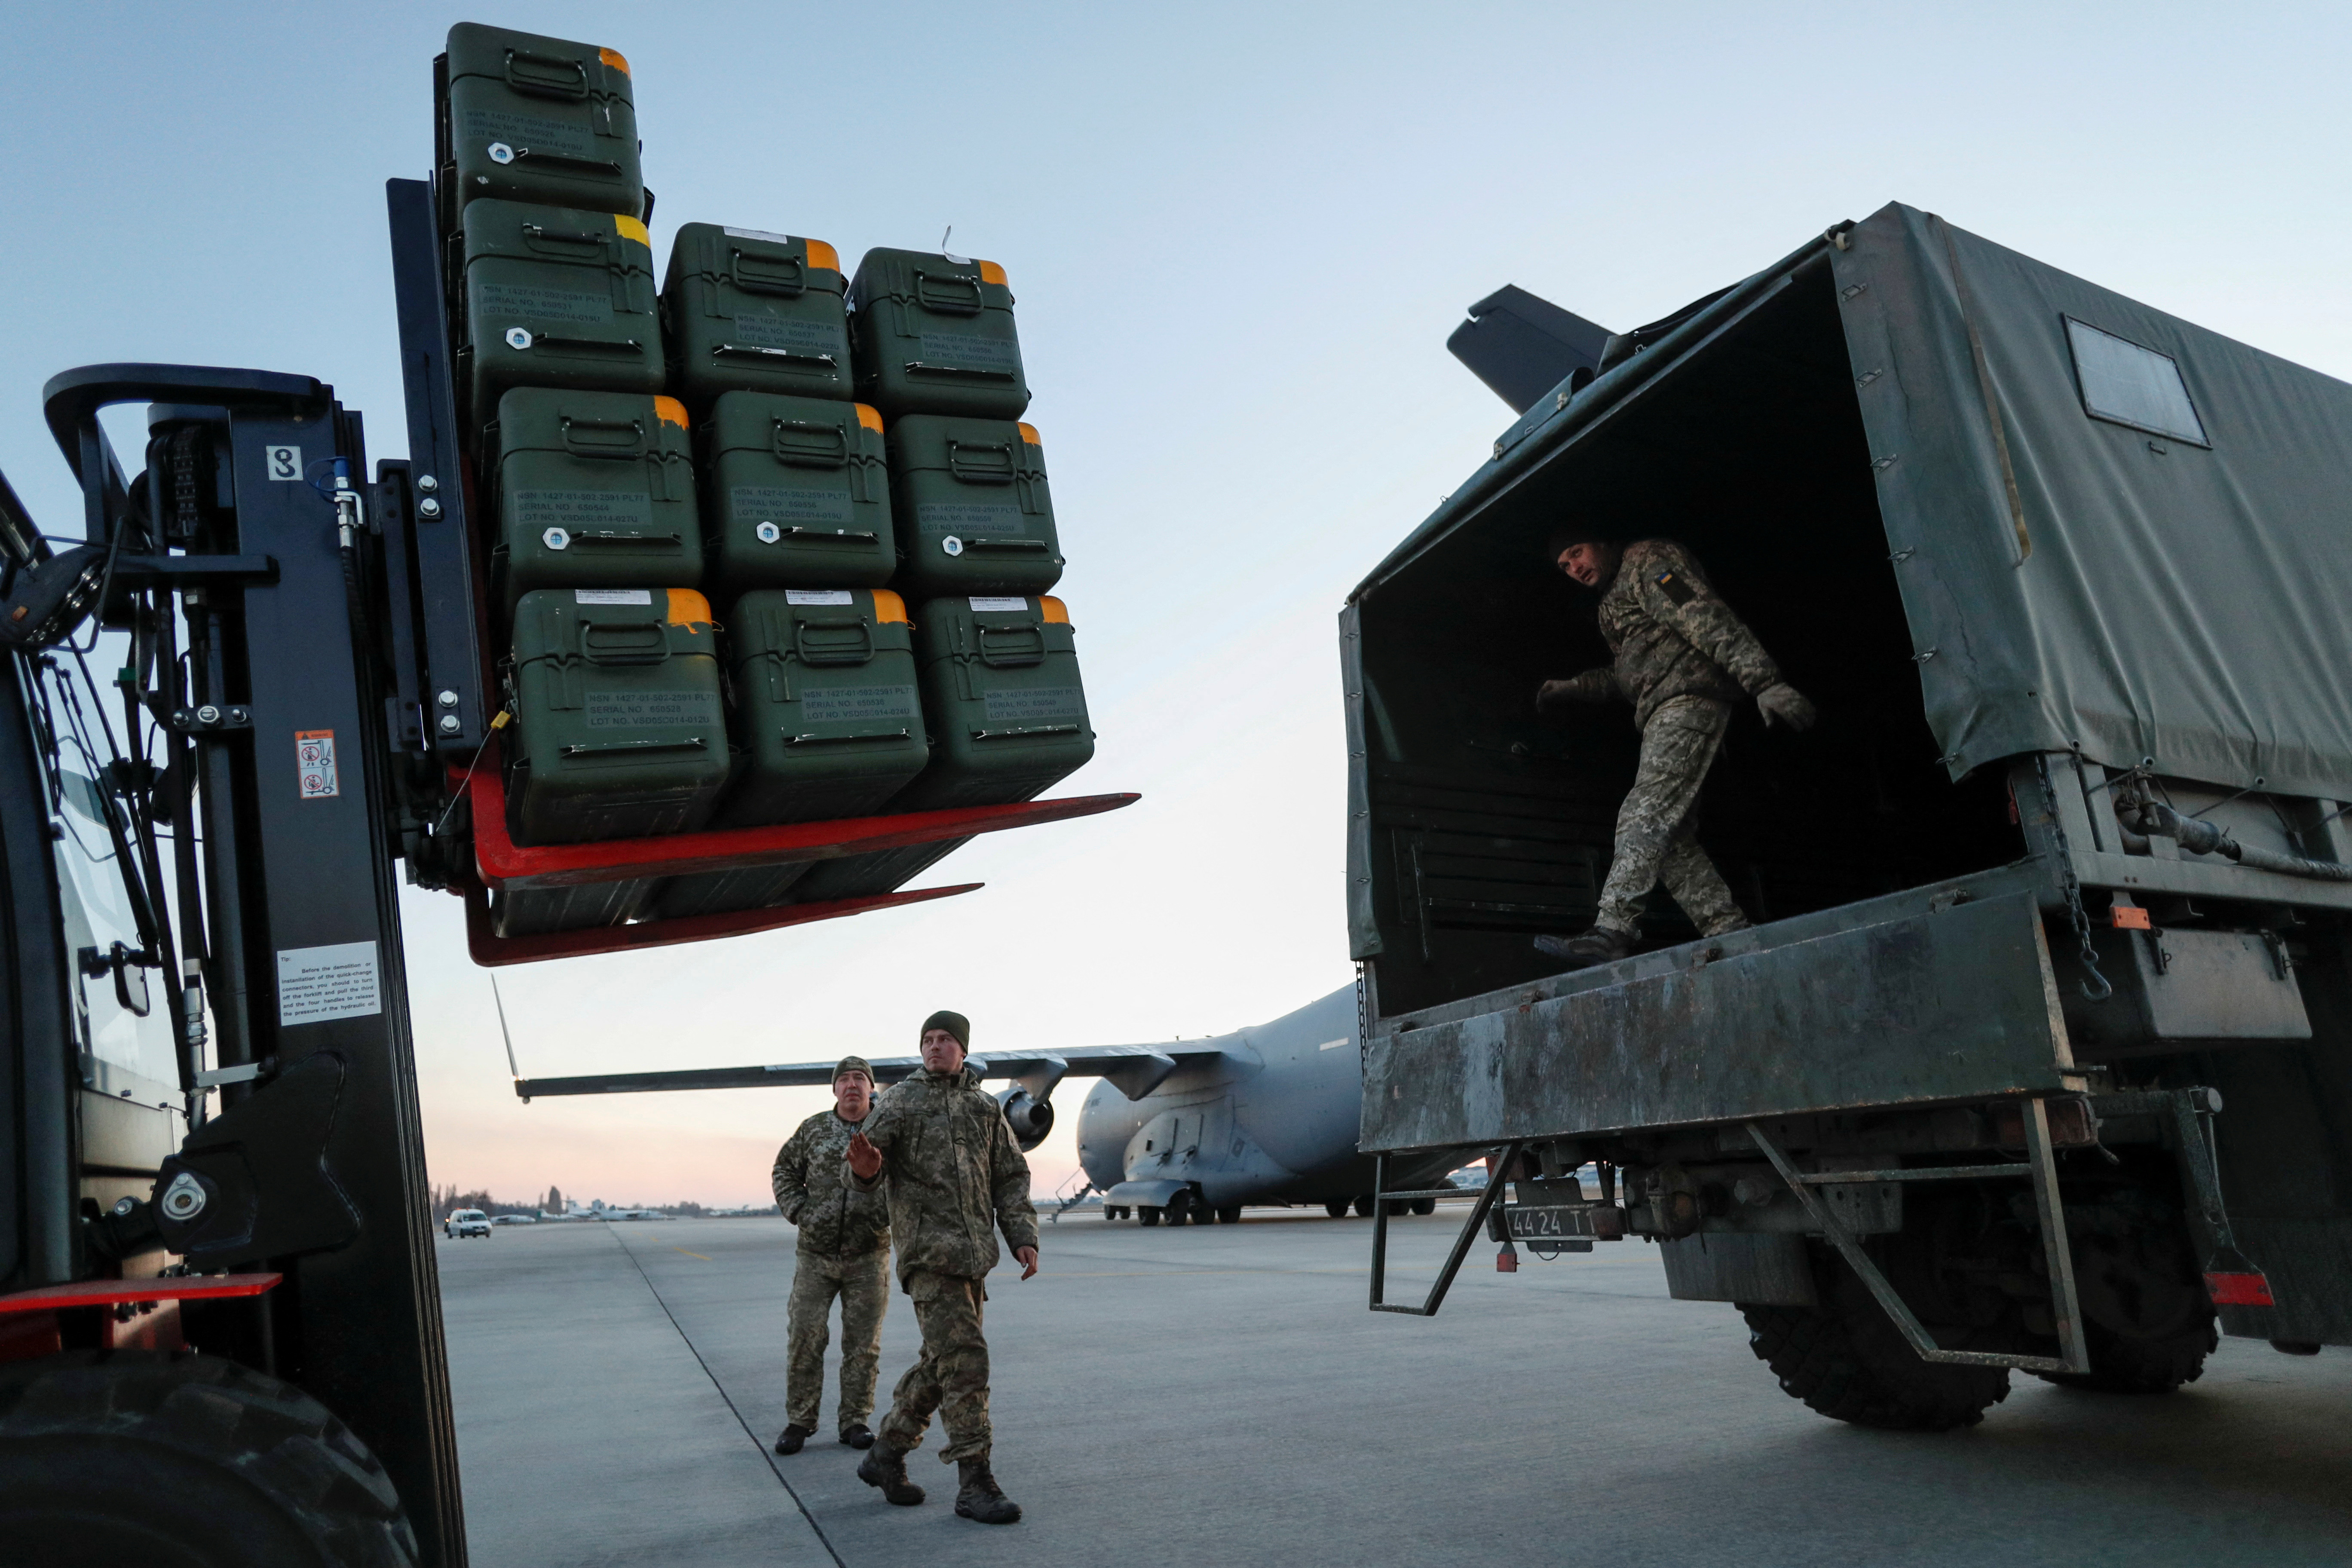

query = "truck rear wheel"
[0,1348,418,1567]
[2034,1222,2217,1395]
[1741,1265,2011,1432]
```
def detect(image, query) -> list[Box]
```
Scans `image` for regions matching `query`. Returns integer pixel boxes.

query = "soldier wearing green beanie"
[847,1011,1038,1525]
[769,1054,891,1455]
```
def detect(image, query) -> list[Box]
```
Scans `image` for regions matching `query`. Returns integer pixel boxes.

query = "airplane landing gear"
[1324,1199,1351,1218]
[1138,1206,1161,1226]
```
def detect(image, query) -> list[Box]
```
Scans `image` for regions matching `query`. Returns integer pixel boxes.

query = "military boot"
[955,1458,1022,1524]
[773,1423,813,1456]
[839,1422,875,1449]
[857,1442,925,1506]
[1533,926,1634,967]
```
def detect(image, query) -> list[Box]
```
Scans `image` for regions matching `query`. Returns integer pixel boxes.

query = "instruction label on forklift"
[295,730,338,798]
[276,941,382,1026]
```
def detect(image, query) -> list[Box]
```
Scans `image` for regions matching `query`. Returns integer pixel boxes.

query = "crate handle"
[565,530,683,549]
[503,48,591,100]
[969,724,1081,741]
[903,360,1017,384]
[558,414,645,456]
[785,728,911,746]
[955,536,1050,552]
[764,526,878,545]
[520,223,609,260]
[974,622,1046,668]
[529,334,646,359]
[769,419,850,468]
[558,736,707,757]
[713,343,838,371]
[731,249,808,297]
[579,621,669,665]
[912,270,985,316]
[793,618,875,667]
[510,148,624,178]
[946,440,1017,484]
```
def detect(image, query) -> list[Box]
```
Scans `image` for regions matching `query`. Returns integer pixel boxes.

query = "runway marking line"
[673,1248,713,1261]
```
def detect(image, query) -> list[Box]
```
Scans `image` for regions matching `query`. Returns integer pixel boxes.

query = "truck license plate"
[1502,1204,1621,1243]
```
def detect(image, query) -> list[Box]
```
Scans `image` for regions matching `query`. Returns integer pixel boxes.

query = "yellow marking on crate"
[805,239,840,273]
[673,1247,711,1261]
[653,396,689,430]
[871,589,909,625]
[854,403,885,433]
[665,588,713,628]
[613,214,651,247]
[600,47,631,76]
[1017,421,1041,448]
[978,260,1008,286]
[1039,596,1069,625]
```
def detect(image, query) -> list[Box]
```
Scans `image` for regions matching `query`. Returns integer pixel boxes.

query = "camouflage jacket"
[847,1065,1038,1284]
[772,1109,891,1257]
[1552,538,1783,730]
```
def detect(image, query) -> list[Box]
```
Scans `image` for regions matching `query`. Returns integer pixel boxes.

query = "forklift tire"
[1741,1267,2011,1432]
[0,1348,419,1567]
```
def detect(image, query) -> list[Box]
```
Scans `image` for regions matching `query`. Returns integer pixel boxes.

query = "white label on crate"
[276,941,382,1026]
[983,686,1084,722]
[724,227,793,243]
[295,730,339,798]
[786,590,854,606]
[968,597,1028,612]
[265,445,303,481]
[575,589,653,605]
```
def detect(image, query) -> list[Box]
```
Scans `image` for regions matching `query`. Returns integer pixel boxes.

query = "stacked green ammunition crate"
[437,22,1094,934]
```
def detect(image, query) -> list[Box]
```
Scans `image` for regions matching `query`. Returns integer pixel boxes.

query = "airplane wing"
[514,1041,1226,1104]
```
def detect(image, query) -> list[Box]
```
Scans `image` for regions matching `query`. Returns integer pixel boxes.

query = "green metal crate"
[848,248,1029,420]
[888,416,1063,599]
[490,389,701,609]
[506,587,730,846]
[662,225,852,407]
[792,592,1092,901]
[702,393,894,597]
[444,23,644,217]
[460,199,664,429]
[654,587,930,918]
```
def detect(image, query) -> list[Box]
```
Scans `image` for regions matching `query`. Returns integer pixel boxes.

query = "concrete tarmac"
[437,1210,2352,1568]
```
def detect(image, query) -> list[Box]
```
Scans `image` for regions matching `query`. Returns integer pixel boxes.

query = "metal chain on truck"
[2036,753,2112,1002]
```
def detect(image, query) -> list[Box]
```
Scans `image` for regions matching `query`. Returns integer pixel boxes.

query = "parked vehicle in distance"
[444,1210,491,1239]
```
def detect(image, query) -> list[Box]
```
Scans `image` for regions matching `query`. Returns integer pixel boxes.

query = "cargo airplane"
[507,986,1464,1225]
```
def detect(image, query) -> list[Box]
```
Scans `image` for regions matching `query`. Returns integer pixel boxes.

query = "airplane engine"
[996,1087,1055,1152]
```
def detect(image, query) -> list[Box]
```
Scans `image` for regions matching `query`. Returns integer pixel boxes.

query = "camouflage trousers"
[785,1249,891,1435]
[1594,695,1746,937]
[876,1270,993,1464]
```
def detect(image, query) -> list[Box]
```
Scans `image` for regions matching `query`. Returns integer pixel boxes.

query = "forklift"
[0,175,1128,1565]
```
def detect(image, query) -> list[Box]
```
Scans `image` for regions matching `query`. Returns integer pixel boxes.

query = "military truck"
[1347,202,2352,1429]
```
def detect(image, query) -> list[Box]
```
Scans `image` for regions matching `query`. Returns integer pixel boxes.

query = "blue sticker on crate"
[919,331,1021,373]
[730,314,848,359]
[981,687,1084,723]
[730,485,853,526]
[473,283,612,327]
[460,109,602,162]
[915,501,1023,536]
[582,690,722,730]
[800,685,919,724]
[511,490,655,530]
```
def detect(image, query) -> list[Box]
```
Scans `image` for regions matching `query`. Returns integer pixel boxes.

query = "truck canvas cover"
[1357,202,2352,802]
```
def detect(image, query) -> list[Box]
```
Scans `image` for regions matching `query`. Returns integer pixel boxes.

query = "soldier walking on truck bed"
[770,1056,892,1456]
[1534,531,1816,967]
[846,1010,1039,1525]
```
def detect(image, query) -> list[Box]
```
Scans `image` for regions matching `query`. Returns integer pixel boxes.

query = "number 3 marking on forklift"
[266,444,303,481]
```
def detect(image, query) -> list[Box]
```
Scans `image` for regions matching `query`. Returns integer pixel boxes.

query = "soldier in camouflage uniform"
[770,1055,892,1455]
[846,1010,1037,1525]
[1535,533,1816,966]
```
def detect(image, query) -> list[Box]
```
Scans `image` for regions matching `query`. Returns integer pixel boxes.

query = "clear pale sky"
[4,4,2346,1207]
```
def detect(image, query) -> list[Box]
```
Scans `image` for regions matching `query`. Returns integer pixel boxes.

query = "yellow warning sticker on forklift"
[276,941,381,1026]
[296,730,339,799]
